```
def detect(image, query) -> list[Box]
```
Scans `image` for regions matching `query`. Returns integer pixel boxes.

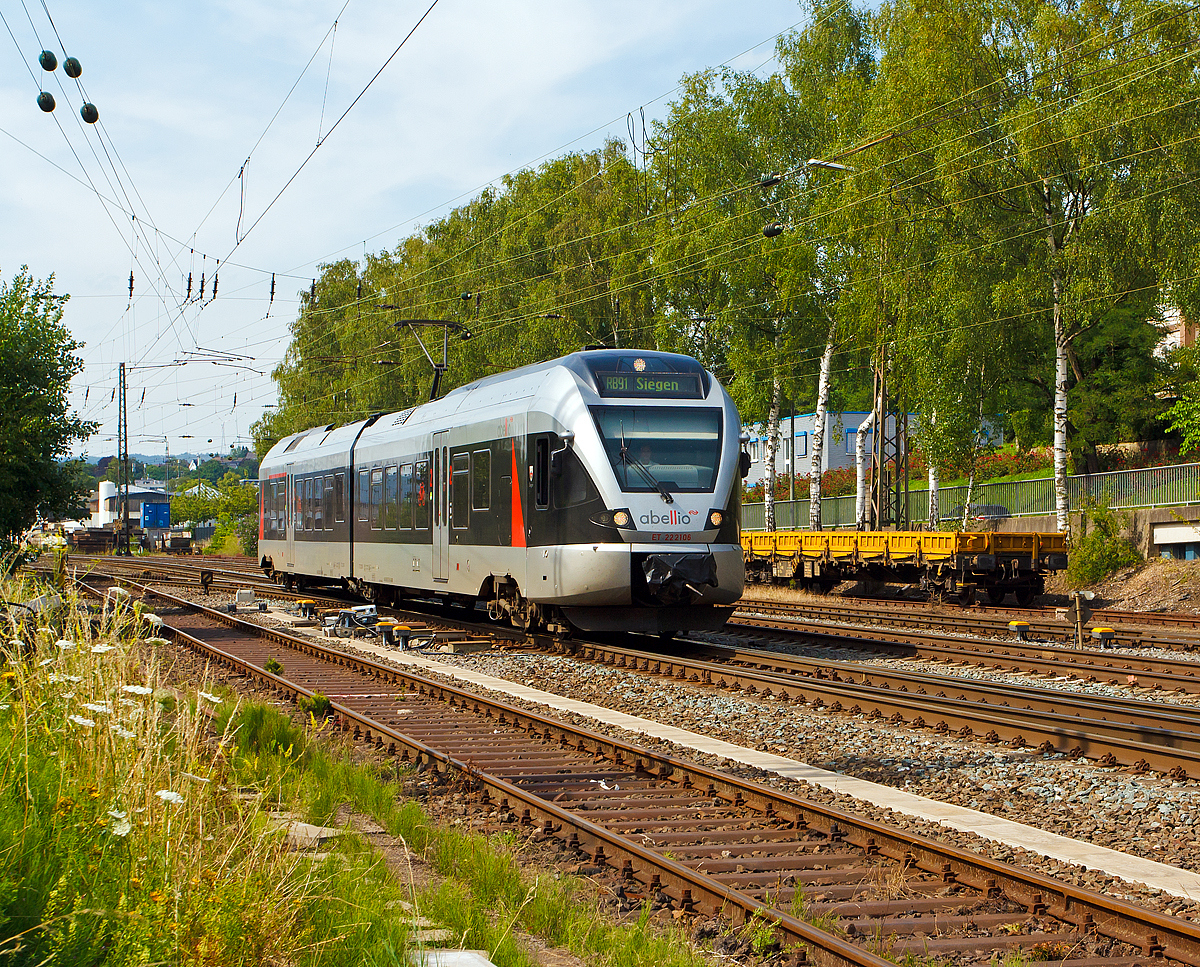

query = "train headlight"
[708,510,723,528]
[590,508,634,529]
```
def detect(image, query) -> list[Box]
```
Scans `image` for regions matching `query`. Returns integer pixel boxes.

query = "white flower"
[155,790,184,805]
[0,704,11,711]
[122,685,153,696]
[142,614,163,628]
[145,637,169,648]
[68,714,95,728]
[9,639,22,650]
[109,724,135,738]
[48,674,82,683]
[109,815,131,837]
[90,643,115,654]
[56,639,75,651]
[107,587,129,599]
[197,691,221,704]
[38,658,54,667]
[107,809,127,819]
[81,702,111,714]
[118,698,139,709]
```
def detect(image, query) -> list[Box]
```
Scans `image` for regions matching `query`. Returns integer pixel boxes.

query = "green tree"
[0,268,95,540]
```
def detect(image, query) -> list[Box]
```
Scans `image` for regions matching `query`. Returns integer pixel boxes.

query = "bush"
[235,514,259,558]
[265,656,284,675]
[1067,494,1142,586]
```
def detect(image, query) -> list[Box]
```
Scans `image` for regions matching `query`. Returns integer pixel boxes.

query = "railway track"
[547,636,1200,780]
[61,557,1200,773]
[65,572,1200,967]
[738,597,1200,651]
[725,612,1200,698]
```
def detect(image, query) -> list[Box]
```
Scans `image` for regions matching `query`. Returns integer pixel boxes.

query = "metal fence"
[743,462,1200,530]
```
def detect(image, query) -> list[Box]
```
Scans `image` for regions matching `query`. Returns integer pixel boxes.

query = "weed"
[264,655,284,675]
[299,691,332,718]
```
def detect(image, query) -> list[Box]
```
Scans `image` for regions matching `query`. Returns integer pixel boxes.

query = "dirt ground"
[1046,557,1200,612]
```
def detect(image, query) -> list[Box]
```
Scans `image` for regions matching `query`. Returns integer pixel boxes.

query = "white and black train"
[258,349,747,635]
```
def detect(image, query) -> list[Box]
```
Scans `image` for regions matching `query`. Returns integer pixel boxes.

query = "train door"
[285,464,295,569]
[433,431,449,581]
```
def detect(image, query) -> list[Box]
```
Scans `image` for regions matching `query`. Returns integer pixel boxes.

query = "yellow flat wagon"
[741,528,1068,605]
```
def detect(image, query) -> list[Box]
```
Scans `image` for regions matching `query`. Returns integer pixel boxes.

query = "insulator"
[80,102,98,124]
[37,91,55,113]
[310,280,316,305]
[763,222,784,238]
[759,172,782,188]
[269,273,275,304]
[63,56,81,78]
[199,273,205,299]
[211,274,218,298]
[186,272,192,300]
[39,50,57,71]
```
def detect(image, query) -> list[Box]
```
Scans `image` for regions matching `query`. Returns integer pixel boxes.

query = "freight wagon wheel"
[956,587,975,607]
[1014,586,1036,607]
[986,587,1007,605]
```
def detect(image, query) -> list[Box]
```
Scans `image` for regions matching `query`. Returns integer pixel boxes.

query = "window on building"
[845,429,856,455]
[472,449,490,511]
[452,452,470,528]
[370,468,383,530]
[796,432,808,458]
[384,466,398,530]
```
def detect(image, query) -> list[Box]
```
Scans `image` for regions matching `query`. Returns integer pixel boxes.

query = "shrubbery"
[1067,494,1143,586]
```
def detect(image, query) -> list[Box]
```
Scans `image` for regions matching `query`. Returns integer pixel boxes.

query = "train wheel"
[1014,586,1036,607]
[986,587,1007,605]
[956,587,974,607]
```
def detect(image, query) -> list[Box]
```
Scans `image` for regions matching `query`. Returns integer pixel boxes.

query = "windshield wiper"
[619,423,673,503]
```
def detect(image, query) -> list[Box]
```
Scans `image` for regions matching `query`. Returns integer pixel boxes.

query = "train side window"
[334,472,345,523]
[415,460,430,529]
[358,470,369,522]
[370,468,384,530]
[399,464,414,529]
[472,450,490,511]
[304,477,313,531]
[313,476,323,531]
[267,482,276,534]
[323,476,334,531]
[384,466,398,530]
[451,452,470,529]
[534,437,549,509]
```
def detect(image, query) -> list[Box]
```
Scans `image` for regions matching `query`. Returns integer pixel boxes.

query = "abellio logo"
[640,509,700,526]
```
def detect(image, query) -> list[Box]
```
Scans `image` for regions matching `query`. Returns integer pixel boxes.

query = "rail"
[743,462,1200,530]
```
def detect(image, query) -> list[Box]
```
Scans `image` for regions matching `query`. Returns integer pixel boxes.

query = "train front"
[546,350,745,635]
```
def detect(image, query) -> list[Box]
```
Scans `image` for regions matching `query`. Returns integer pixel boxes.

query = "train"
[741,528,1069,605]
[258,349,747,635]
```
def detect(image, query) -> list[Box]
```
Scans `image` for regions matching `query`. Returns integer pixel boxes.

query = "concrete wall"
[995,506,1200,559]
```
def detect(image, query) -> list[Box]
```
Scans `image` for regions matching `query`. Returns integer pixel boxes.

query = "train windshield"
[590,406,722,493]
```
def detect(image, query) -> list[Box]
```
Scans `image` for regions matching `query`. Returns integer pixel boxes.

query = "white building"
[84,481,172,529]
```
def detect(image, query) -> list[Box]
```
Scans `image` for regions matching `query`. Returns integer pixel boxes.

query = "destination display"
[596,371,703,399]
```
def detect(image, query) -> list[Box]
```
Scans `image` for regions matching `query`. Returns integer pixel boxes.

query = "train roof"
[262,349,711,464]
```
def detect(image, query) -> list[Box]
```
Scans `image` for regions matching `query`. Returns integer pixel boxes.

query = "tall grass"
[0,573,412,966]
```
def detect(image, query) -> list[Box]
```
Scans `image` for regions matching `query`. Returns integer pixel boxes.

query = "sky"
[0,0,810,461]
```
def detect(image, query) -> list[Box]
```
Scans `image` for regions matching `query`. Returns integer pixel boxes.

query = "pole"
[121,363,131,555]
